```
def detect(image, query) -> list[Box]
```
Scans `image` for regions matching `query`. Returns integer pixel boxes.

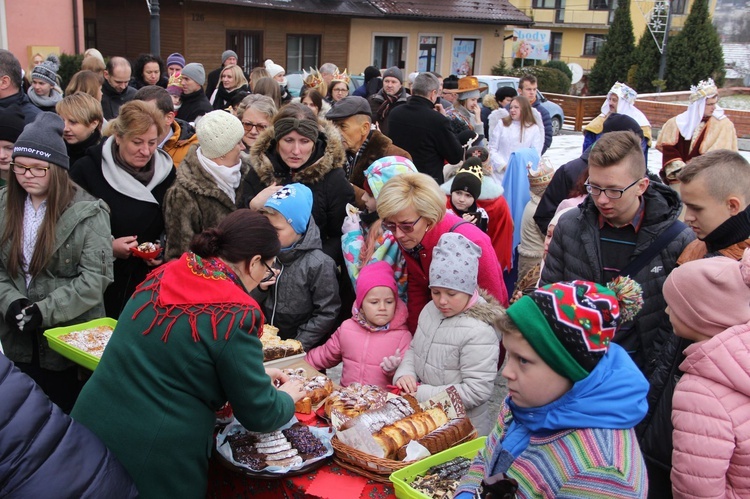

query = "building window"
[287,35,320,73]
[226,30,263,74]
[418,36,441,72]
[550,32,563,60]
[534,0,556,8]
[451,38,477,76]
[84,19,97,49]
[374,36,405,69]
[583,34,606,56]
[589,0,610,10]
[671,0,687,14]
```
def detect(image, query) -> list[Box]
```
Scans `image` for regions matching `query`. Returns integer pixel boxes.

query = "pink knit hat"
[355,261,398,308]
[663,249,750,337]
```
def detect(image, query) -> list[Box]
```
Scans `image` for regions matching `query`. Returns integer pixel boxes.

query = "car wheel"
[551,116,562,136]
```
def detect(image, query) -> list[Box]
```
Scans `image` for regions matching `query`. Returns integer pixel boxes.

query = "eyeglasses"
[11,162,50,177]
[585,177,642,199]
[260,260,276,283]
[332,88,348,93]
[382,216,423,234]
[242,121,268,133]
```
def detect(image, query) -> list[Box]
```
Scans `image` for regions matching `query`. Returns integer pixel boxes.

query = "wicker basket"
[331,427,478,482]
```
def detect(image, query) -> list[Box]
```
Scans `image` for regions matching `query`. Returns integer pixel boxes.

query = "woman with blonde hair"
[65,70,104,101]
[70,100,176,317]
[488,95,543,183]
[211,64,249,111]
[235,94,277,152]
[252,76,282,109]
[248,67,269,92]
[0,113,112,412]
[56,92,104,164]
[376,172,508,333]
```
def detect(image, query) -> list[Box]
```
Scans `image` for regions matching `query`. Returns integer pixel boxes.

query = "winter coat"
[532,98,552,154]
[101,79,136,121]
[239,119,354,262]
[305,300,412,388]
[0,90,42,124]
[533,147,589,234]
[387,95,464,184]
[175,90,212,124]
[0,354,138,498]
[66,128,102,166]
[210,83,249,111]
[72,253,295,499]
[401,212,508,334]
[368,87,409,136]
[456,344,649,499]
[0,187,114,371]
[540,181,695,471]
[162,145,248,261]
[394,296,501,436]
[162,118,199,167]
[347,130,411,208]
[671,324,750,499]
[70,137,176,318]
[129,75,168,90]
[251,219,340,351]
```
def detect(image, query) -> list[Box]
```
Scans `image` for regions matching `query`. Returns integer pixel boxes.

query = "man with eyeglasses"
[101,56,137,121]
[540,130,695,498]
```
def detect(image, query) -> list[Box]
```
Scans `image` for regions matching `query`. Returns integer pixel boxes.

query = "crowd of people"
[0,44,747,499]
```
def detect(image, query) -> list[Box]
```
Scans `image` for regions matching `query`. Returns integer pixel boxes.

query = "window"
[374,36,405,69]
[451,39,477,76]
[583,34,606,56]
[550,32,563,60]
[226,30,263,74]
[418,36,441,72]
[84,19,97,50]
[534,0,556,8]
[287,35,320,73]
[589,0,611,10]
[671,0,687,14]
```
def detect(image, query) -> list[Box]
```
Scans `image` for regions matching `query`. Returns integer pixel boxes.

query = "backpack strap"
[449,221,470,232]
[619,220,687,277]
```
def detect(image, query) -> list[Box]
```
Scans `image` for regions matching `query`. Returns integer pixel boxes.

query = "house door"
[227,30,263,74]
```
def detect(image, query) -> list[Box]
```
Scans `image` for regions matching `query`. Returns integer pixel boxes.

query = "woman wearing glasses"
[235,94,277,153]
[70,101,176,318]
[376,172,509,333]
[239,103,354,262]
[0,113,113,412]
[325,72,350,104]
[163,111,248,261]
[72,210,306,499]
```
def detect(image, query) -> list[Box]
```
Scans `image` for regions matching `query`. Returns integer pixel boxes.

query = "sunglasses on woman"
[382,216,422,234]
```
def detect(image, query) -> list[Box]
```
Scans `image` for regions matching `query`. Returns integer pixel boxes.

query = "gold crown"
[303,68,324,89]
[458,161,484,181]
[527,158,554,186]
[331,69,351,85]
[689,78,718,103]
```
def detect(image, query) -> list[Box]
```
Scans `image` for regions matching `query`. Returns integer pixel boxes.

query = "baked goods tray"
[215,418,334,479]
[44,317,118,371]
[263,352,306,368]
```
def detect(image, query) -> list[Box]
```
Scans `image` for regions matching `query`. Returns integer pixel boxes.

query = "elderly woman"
[240,103,354,261]
[235,94,277,153]
[210,64,249,111]
[56,93,103,164]
[70,100,176,318]
[377,172,508,333]
[72,210,305,499]
[163,111,247,260]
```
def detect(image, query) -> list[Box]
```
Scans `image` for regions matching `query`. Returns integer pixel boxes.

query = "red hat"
[355,261,398,308]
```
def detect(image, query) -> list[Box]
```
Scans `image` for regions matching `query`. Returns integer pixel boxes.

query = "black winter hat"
[602,113,644,138]
[451,158,483,201]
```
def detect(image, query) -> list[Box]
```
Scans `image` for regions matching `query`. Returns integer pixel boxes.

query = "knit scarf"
[345,130,372,178]
[26,86,62,109]
[132,252,263,343]
[376,92,400,125]
[196,147,242,203]
[354,305,391,332]
[113,141,155,185]
[703,204,750,253]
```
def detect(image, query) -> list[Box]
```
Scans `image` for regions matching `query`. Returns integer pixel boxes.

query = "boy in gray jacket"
[255,183,340,351]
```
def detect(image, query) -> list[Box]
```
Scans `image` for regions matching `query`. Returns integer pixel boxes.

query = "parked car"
[474,75,565,135]
[286,73,365,98]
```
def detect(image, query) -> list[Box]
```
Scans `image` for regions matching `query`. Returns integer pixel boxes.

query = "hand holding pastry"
[278,378,307,403]
[265,367,290,386]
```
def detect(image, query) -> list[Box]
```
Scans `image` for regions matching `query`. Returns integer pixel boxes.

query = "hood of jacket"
[461,292,504,327]
[278,216,324,264]
[174,145,249,206]
[680,323,750,398]
[482,93,499,111]
[248,119,346,187]
[509,343,649,433]
[173,118,196,141]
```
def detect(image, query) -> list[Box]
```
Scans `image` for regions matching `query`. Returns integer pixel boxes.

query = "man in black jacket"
[176,63,212,123]
[387,73,463,184]
[101,56,137,121]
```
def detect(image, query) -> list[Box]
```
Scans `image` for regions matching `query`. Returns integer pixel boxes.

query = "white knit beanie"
[264,59,285,78]
[196,110,245,159]
[429,232,482,295]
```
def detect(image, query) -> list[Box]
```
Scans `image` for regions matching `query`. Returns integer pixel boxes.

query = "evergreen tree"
[588,0,636,95]
[666,0,725,91]
[632,28,663,93]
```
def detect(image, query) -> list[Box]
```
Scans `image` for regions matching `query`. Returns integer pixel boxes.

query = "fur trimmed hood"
[247,119,346,187]
[462,291,505,327]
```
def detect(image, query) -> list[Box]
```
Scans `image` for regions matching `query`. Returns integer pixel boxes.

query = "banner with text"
[512,29,551,60]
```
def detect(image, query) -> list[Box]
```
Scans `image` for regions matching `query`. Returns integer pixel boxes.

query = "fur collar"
[461,291,505,326]
[247,119,346,186]
[177,146,249,208]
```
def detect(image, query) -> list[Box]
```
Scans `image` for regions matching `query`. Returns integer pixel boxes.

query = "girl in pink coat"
[663,249,750,499]
[305,261,411,388]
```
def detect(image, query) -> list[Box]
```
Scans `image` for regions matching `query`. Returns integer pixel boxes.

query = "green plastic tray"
[44,317,117,371]
[390,436,487,499]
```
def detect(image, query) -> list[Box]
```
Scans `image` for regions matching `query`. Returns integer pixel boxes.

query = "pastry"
[283,423,326,459]
[324,383,388,419]
[339,395,419,432]
[409,457,471,498]
[227,425,326,471]
[371,408,448,459]
[280,368,333,414]
[261,329,304,362]
[396,418,474,460]
[58,325,114,358]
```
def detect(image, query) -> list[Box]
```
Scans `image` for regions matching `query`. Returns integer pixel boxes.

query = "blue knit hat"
[263,183,313,235]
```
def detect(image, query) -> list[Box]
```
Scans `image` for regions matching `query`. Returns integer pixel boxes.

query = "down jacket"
[393,296,502,436]
[671,324,750,498]
[305,299,412,388]
[162,145,249,261]
[251,218,340,351]
[239,120,354,262]
[0,353,138,498]
[540,181,695,472]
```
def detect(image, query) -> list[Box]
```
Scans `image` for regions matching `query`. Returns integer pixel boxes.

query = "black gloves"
[21,304,43,333]
[5,298,31,332]
[4,298,42,334]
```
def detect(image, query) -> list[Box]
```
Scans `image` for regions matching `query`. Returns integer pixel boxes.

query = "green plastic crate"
[44,317,117,371]
[390,436,486,499]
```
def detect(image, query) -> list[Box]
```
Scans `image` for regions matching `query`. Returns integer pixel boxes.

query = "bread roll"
[396,418,475,460]
[372,407,449,459]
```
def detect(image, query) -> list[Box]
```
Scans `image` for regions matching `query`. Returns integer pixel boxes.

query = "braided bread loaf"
[395,418,474,460]
[372,408,449,459]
